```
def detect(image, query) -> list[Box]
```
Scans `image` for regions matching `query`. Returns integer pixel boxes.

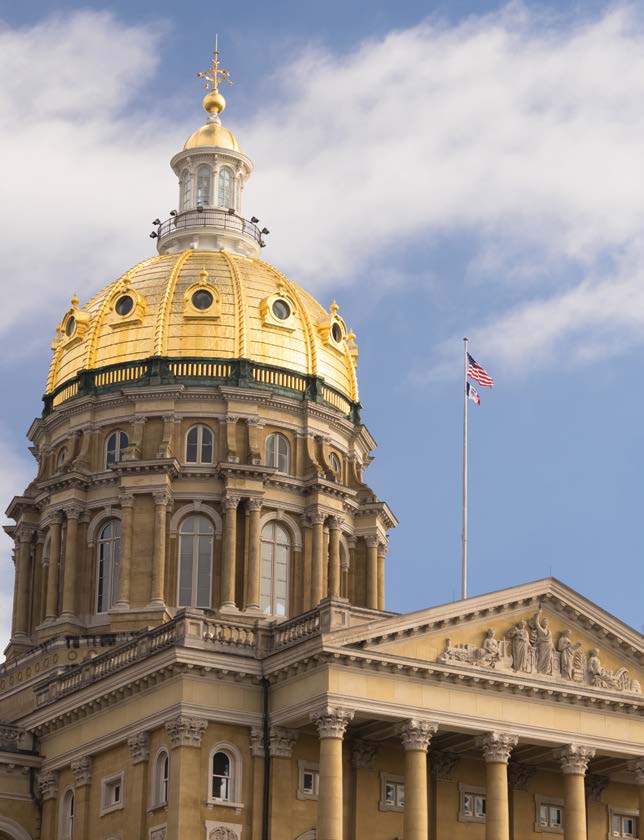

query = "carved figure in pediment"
[587,649,630,690]
[439,628,505,670]
[557,630,582,680]
[531,607,554,675]
[481,628,501,666]
[506,620,531,672]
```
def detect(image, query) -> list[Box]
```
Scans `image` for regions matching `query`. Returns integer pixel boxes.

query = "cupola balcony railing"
[154,208,264,246]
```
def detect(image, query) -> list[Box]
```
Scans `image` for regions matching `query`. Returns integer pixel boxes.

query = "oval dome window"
[115,295,134,316]
[272,299,291,320]
[192,289,213,310]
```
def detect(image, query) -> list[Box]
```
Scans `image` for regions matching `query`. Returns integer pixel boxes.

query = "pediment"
[336,579,643,698]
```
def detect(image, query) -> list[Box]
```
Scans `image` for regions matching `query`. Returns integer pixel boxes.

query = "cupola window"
[331,322,342,343]
[180,169,192,211]
[266,432,289,473]
[197,165,211,207]
[115,295,134,316]
[178,514,213,608]
[185,424,214,464]
[192,289,213,310]
[272,299,291,320]
[217,166,233,209]
[260,521,290,617]
[96,519,121,613]
[65,316,76,337]
[105,431,129,468]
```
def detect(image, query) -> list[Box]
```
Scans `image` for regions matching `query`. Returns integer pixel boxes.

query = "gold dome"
[183,122,241,152]
[47,250,358,404]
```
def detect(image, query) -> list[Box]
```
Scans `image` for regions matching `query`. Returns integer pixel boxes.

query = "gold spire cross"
[197,34,233,93]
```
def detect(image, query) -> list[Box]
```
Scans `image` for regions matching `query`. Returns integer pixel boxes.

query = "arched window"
[217,166,233,208]
[185,424,214,464]
[105,430,128,468]
[196,165,212,207]
[178,515,213,608]
[56,447,67,470]
[180,169,192,210]
[151,749,169,807]
[260,522,290,617]
[212,750,231,801]
[329,452,341,477]
[60,788,74,840]
[266,433,289,473]
[96,520,121,613]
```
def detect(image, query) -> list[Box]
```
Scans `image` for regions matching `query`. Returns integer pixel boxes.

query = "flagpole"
[462,336,468,600]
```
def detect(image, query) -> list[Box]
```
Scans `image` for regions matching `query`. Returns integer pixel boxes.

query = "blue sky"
[0,1,642,649]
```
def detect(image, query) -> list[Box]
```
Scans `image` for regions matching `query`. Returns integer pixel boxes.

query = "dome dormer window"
[197,166,212,207]
[65,316,76,337]
[115,295,134,317]
[272,299,291,320]
[217,166,233,209]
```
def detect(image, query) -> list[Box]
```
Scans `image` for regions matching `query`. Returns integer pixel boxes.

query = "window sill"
[535,827,563,835]
[379,803,404,813]
[100,802,124,817]
[296,792,319,801]
[458,815,486,824]
[205,800,244,814]
[148,803,168,814]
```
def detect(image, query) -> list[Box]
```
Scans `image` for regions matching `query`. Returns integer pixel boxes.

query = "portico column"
[61,505,81,620]
[477,732,518,840]
[328,516,342,598]
[114,493,134,609]
[311,512,325,606]
[221,494,241,609]
[311,705,354,840]
[45,513,63,621]
[149,491,171,607]
[301,515,313,611]
[399,719,437,840]
[632,760,644,827]
[556,744,595,840]
[70,756,92,838]
[366,536,379,609]
[377,542,387,610]
[246,498,262,611]
[14,526,34,637]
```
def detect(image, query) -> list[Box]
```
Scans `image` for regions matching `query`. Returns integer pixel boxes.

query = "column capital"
[15,525,36,543]
[127,731,150,764]
[70,755,92,786]
[430,750,458,781]
[223,494,241,510]
[63,503,83,520]
[476,731,519,764]
[247,497,263,512]
[377,541,388,557]
[119,493,135,508]
[365,534,380,548]
[351,739,377,769]
[269,726,298,758]
[310,705,354,739]
[38,769,58,800]
[398,718,438,752]
[328,515,343,530]
[250,727,265,757]
[165,715,207,748]
[628,758,644,784]
[309,511,325,526]
[49,510,64,525]
[556,744,595,775]
[153,490,172,507]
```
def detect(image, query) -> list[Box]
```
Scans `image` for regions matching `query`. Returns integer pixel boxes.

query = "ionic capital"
[556,744,595,775]
[70,756,92,786]
[477,732,518,764]
[165,715,207,748]
[351,740,377,769]
[127,731,150,764]
[269,726,298,758]
[38,769,58,800]
[310,705,354,740]
[398,718,437,752]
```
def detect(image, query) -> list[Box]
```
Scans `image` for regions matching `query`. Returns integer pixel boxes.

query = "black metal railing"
[156,208,263,246]
[43,356,361,421]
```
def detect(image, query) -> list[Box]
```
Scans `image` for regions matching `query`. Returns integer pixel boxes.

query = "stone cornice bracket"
[310,706,354,739]
[38,769,58,800]
[507,761,536,791]
[398,719,438,752]
[430,750,458,781]
[556,744,595,775]
[269,726,298,758]
[585,774,609,802]
[351,739,377,769]
[70,756,92,786]
[165,715,207,749]
[127,731,150,764]
[476,732,519,764]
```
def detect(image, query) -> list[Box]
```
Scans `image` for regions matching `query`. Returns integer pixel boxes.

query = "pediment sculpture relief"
[439,606,641,694]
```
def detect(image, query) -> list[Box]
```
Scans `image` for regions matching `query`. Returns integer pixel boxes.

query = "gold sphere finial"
[197,34,233,117]
[199,266,209,283]
[330,300,339,315]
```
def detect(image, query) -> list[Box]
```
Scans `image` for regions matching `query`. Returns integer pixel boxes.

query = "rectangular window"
[459,784,486,823]
[535,795,564,833]
[101,772,125,816]
[297,761,320,800]
[610,812,639,838]
[380,773,405,812]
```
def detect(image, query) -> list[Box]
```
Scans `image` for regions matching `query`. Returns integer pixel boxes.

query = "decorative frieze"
[429,750,458,781]
[269,726,298,758]
[310,705,354,739]
[556,744,595,775]
[127,731,150,763]
[71,755,92,786]
[165,715,207,748]
[38,769,58,800]
[351,740,378,769]
[398,719,437,752]
[476,732,518,764]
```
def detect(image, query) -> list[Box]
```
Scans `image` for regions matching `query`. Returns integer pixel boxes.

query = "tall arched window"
[151,748,169,807]
[217,166,233,208]
[212,750,231,800]
[60,788,74,840]
[329,452,341,478]
[178,515,213,608]
[260,522,290,617]
[105,430,128,468]
[185,424,214,464]
[96,520,121,613]
[266,433,289,473]
[180,169,192,210]
[56,447,67,470]
[196,165,211,207]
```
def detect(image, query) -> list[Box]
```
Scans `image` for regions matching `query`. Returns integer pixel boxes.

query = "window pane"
[384,782,395,804]
[463,794,472,816]
[106,433,116,466]
[397,783,405,806]
[197,166,211,206]
[196,534,212,607]
[201,427,213,463]
[119,431,128,454]
[178,534,194,606]
[186,427,199,462]
[303,772,314,793]
[612,815,621,834]
[213,752,230,776]
[218,167,233,207]
[266,434,275,467]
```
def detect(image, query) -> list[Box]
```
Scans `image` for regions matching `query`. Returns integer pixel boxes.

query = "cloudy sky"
[0,0,642,651]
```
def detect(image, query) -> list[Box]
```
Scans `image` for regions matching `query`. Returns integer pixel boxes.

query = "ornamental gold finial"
[197,34,233,117]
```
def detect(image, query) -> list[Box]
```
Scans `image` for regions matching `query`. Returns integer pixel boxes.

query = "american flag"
[467,353,494,387]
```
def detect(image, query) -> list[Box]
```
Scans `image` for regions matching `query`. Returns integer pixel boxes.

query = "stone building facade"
[0,47,642,840]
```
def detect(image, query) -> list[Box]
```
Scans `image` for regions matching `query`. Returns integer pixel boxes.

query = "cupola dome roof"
[183,122,241,152]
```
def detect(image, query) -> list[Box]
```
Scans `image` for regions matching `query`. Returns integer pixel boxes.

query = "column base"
[147,599,166,609]
[219,602,240,614]
[110,600,130,612]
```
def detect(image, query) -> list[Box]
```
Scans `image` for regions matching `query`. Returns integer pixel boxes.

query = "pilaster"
[165,716,207,838]
[127,732,150,839]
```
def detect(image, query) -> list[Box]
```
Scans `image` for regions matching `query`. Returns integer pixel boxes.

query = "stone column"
[377,542,387,610]
[13,526,34,637]
[221,495,241,609]
[127,732,150,839]
[556,744,595,840]
[351,741,378,840]
[311,705,354,840]
[365,536,379,610]
[61,505,81,621]
[71,756,92,838]
[269,727,299,837]
[33,532,45,627]
[311,512,325,606]
[301,516,313,611]
[114,493,134,609]
[165,716,208,839]
[149,491,171,607]
[328,516,342,598]
[399,719,437,840]
[250,728,266,840]
[246,498,262,611]
[477,732,518,840]
[45,513,63,621]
